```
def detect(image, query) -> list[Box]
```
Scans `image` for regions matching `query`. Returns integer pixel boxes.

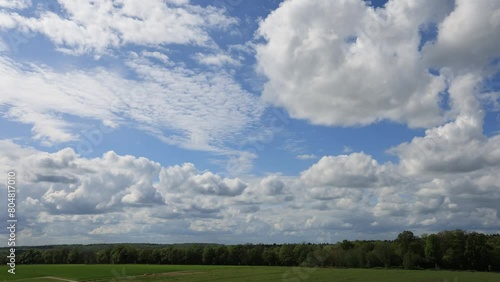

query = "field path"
[40,277,78,282]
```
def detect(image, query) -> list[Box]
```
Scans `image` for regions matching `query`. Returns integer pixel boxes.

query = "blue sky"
[0,0,499,245]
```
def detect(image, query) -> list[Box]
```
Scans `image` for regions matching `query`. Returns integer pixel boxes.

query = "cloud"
[0,0,236,55]
[193,52,240,66]
[296,154,317,160]
[300,153,382,188]
[1,139,499,244]
[342,146,354,153]
[422,0,500,72]
[0,0,499,246]
[259,175,285,196]
[0,52,263,150]
[157,163,248,197]
[391,74,500,175]
[0,0,30,9]
[255,0,499,128]
[29,149,163,214]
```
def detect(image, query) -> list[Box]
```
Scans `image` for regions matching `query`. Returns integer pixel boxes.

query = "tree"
[340,240,354,251]
[293,244,310,265]
[395,231,417,256]
[279,244,296,266]
[440,230,466,269]
[425,233,442,268]
[186,245,203,265]
[42,250,57,264]
[373,242,394,268]
[0,251,8,265]
[96,249,111,264]
[67,248,81,264]
[213,245,229,265]
[19,249,43,264]
[464,232,491,271]
[138,248,151,264]
[263,247,279,266]
[202,246,216,265]
[247,244,264,265]
[403,252,420,269]
[228,245,243,265]
[111,245,137,264]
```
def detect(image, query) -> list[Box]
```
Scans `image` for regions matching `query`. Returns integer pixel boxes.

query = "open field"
[1,265,500,282]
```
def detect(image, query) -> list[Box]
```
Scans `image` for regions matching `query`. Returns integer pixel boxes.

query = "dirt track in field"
[40,277,78,282]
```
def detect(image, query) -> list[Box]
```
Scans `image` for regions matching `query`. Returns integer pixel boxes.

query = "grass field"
[0,264,499,282]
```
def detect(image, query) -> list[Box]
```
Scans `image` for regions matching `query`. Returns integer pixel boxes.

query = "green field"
[1,265,499,282]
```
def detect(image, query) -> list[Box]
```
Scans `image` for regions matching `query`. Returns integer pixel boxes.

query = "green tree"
[425,233,442,268]
[111,245,137,264]
[465,232,491,270]
[373,241,394,268]
[185,244,203,265]
[440,230,466,269]
[202,246,216,265]
[96,249,111,264]
[67,248,81,264]
[263,247,279,266]
[340,240,354,250]
[213,245,229,265]
[403,252,420,269]
[395,231,417,256]
[19,249,43,264]
[279,244,296,266]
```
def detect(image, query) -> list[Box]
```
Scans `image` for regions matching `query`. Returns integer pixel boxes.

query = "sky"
[0,0,499,246]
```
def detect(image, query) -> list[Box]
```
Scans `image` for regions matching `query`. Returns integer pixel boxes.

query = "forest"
[2,230,500,272]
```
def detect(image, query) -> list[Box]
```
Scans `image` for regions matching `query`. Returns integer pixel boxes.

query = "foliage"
[1,230,499,272]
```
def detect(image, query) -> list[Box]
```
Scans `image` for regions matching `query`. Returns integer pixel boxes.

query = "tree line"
[2,230,500,271]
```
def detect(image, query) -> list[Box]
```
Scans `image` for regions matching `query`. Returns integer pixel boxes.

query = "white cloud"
[256,0,455,128]
[157,163,248,197]
[193,52,240,66]
[1,0,500,246]
[0,0,236,55]
[0,0,31,9]
[300,153,382,188]
[256,0,500,129]
[1,139,499,245]
[422,0,500,72]
[0,53,263,150]
[392,74,500,175]
[28,149,163,214]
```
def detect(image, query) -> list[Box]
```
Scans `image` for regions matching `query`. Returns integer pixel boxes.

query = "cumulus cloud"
[300,153,382,188]
[256,0,454,128]
[256,0,499,129]
[26,149,163,214]
[392,74,500,175]
[422,0,500,72]
[259,175,285,195]
[1,138,499,244]
[157,163,248,197]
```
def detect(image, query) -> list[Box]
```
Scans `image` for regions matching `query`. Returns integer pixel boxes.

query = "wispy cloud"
[296,154,317,160]
[342,146,354,153]
[0,53,264,150]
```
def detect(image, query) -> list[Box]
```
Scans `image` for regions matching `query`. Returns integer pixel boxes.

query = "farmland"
[1,264,500,282]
